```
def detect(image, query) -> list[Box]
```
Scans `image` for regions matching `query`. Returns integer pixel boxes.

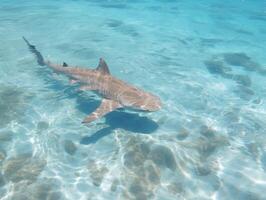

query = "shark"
[23,37,162,123]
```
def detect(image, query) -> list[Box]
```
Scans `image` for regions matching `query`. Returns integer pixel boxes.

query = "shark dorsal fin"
[63,62,68,67]
[96,58,110,74]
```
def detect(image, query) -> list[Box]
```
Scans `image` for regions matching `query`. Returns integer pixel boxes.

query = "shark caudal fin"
[23,37,45,66]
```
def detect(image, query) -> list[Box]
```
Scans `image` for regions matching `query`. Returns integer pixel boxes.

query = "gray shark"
[23,37,162,123]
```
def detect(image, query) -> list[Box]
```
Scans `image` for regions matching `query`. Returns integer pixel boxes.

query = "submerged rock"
[194,163,212,176]
[63,140,77,155]
[232,74,252,87]
[127,177,154,200]
[246,142,261,161]
[149,145,177,171]
[223,109,240,123]
[105,19,123,28]
[189,132,230,160]
[37,121,49,131]
[144,161,161,185]
[224,53,250,65]
[196,139,217,158]
[205,54,263,90]
[223,52,261,72]
[0,173,5,187]
[3,154,46,183]
[9,179,64,200]
[47,191,63,200]
[200,38,224,47]
[204,60,228,75]
[234,85,255,100]
[123,150,145,169]
[0,148,6,161]
[0,131,13,142]
[123,137,151,170]
[157,116,168,125]
[261,152,266,172]
[128,179,145,195]
[167,181,184,195]
[200,135,229,158]
[176,128,189,140]
[88,162,109,187]
[117,136,164,199]
[200,125,216,138]
[110,179,119,192]
[223,53,266,76]
[0,86,32,127]
[100,3,128,9]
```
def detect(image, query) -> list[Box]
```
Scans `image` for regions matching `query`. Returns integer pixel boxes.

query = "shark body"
[23,37,162,123]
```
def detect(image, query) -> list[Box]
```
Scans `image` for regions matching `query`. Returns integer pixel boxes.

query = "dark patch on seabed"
[204,60,231,76]
[0,150,65,200]
[105,19,123,28]
[111,135,180,199]
[200,38,224,47]
[249,12,266,22]
[234,28,253,36]
[9,178,65,200]
[104,19,140,37]
[204,52,265,100]
[100,3,129,9]
[3,153,46,184]
[223,53,263,73]
[101,123,230,199]
[0,85,33,127]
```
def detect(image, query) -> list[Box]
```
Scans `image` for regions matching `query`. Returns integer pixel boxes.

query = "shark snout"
[142,94,162,112]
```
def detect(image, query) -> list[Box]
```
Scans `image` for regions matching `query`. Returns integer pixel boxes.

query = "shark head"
[139,92,162,112]
[120,87,162,112]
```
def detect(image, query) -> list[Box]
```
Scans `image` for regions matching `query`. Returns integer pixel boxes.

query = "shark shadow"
[80,111,159,145]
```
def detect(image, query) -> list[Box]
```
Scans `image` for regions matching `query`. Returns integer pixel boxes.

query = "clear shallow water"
[0,0,266,199]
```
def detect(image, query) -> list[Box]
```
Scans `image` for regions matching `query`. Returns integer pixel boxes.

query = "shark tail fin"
[23,36,45,66]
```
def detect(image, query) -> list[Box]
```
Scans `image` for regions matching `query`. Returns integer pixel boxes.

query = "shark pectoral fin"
[79,85,98,91]
[82,99,122,123]
[96,58,110,74]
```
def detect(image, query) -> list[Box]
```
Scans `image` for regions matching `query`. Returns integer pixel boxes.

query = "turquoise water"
[0,0,266,199]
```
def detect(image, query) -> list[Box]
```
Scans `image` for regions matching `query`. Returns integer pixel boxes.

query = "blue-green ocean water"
[0,0,266,199]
